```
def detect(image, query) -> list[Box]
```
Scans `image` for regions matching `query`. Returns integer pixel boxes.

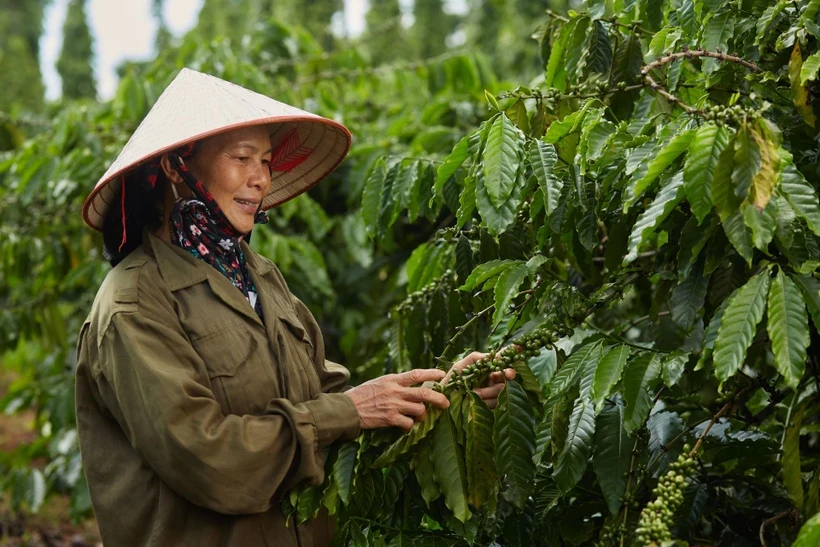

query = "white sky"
[40,0,371,101]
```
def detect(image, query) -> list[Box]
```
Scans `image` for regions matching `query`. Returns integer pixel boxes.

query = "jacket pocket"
[277,314,321,398]
[192,325,277,416]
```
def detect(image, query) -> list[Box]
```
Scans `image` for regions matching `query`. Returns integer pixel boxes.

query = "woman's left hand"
[444,351,516,409]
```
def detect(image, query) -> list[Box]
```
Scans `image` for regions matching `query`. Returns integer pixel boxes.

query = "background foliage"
[2,0,820,545]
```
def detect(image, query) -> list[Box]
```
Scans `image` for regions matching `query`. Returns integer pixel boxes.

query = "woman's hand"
[344,369,450,431]
[444,351,517,409]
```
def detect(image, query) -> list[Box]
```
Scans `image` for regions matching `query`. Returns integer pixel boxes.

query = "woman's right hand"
[344,369,450,431]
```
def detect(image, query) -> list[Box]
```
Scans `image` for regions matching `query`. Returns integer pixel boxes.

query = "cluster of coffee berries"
[635,444,697,545]
[446,327,561,392]
[596,521,627,546]
[396,270,455,314]
[700,104,754,126]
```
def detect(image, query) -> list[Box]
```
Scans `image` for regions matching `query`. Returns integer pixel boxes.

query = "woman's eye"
[237,156,249,162]
[261,158,270,165]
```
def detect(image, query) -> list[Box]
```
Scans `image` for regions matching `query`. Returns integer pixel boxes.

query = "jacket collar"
[144,229,275,326]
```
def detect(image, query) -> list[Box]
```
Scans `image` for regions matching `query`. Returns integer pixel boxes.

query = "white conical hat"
[82,68,352,231]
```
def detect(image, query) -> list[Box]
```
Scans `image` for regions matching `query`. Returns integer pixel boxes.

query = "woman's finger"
[395,368,446,386]
[397,401,427,417]
[474,383,505,400]
[483,398,498,409]
[393,414,415,431]
[443,351,487,385]
[401,386,450,408]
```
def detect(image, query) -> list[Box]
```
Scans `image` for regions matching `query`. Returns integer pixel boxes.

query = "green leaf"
[493,264,529,326]
[494,380,537,509]
[731,124,761,202]
[701,12,735,75]
[794,513,820,547]
[431,411,471,523]
[549,342,604,401]
[454,236,475,285]
[553,397,596,492]
[624,128,694,210]
[373,408,443,467]
[464,392,496,508]
[713,141,754,264]
[749,122,780,210]
[362,159,386,237]
[768,271,810,390]
[622,353,663,433]
[624,172,685,264]
[483,114,523,208]
[743,200,777,251]
[713,270,771,383]
[459,259,519,292]
[546,17,577,87]
[530,140,563,217]
[413,436,440,506]
[611,33,643,84]
[662,351,688,387]
[783,404,805,509]
[801,51,820,85]
[593,401,632,515]
[435,133,473,197]
[457,172,477,228]
[377,161,403,235]
[697,292,732,370]
[670,259,708,330]
[513,360,546,398]
[334,441,359,505]
[684,123,730,223]
[592,345,630,412]
[779,160,820,237]
[476,168,523,235]
[564,16,592,82]
[583,20,612,76]
[755,0,788,46]
[792,274,820,329]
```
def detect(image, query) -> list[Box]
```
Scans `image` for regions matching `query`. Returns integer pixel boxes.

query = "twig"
[642,49,762,75]
[617,311,670,336]
[436,303,494,363]
[689,387,753,458]
[641,49,762,116]
[759,508,797,546]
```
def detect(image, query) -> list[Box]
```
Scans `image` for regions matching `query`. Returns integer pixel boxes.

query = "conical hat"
[82,68,352,231]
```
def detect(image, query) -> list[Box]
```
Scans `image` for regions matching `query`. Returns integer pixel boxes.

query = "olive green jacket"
[75,231,361,547]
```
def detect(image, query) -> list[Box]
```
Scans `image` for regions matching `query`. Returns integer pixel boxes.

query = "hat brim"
[82,68,352,231]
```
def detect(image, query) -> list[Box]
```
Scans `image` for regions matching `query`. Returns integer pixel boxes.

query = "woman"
[75,69,512,547]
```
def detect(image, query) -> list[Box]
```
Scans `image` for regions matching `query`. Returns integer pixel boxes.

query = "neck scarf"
[167,152,269,319]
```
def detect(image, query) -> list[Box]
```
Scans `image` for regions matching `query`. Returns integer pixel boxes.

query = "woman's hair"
[102,168,167,267]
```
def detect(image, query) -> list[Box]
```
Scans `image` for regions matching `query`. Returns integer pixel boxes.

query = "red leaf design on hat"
[270,128,312,172]
[147,174,158,187]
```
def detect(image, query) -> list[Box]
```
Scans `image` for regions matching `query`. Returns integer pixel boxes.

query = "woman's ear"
[159,154,184,184]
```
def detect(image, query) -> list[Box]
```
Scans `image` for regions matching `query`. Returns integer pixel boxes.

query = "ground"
[0,371,101,547]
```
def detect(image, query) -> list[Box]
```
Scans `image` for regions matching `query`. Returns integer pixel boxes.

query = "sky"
[40,0,370,101]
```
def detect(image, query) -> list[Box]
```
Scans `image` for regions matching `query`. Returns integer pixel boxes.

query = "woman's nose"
[249,161,271,190]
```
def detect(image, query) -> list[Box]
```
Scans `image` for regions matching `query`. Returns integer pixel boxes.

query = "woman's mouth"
[234,198,260,214]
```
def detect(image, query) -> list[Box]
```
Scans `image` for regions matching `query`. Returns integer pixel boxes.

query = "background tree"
[151,0,172,54]
[0,0,48,112]
[410,0,460,59]
[362,0,409,64]
[57,0,96,100]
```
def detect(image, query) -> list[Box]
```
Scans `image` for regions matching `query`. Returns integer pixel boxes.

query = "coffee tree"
[285,0,820,545]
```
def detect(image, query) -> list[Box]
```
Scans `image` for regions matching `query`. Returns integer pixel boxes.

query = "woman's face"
[186,126,273,234]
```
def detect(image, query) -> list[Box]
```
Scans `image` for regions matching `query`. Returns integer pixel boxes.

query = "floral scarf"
[165,149,269,319]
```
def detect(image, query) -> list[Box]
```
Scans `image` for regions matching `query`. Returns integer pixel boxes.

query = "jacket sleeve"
[89,282,360,516]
